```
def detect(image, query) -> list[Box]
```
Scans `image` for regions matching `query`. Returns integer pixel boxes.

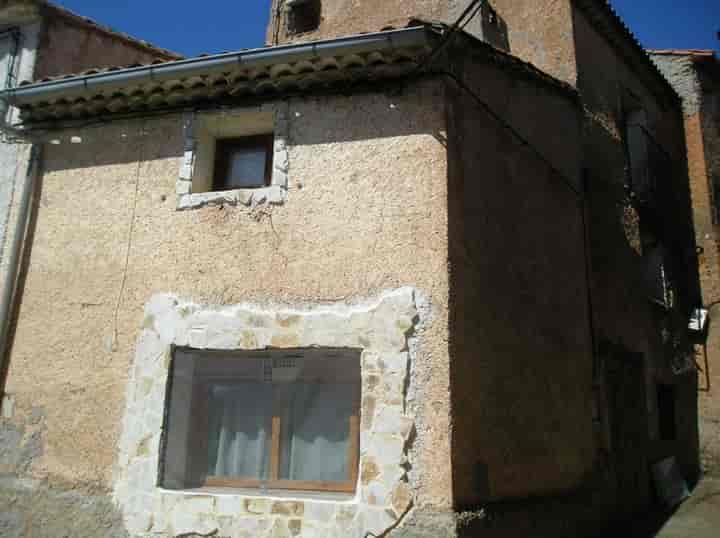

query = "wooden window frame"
[212,134,274,192]
[195,379,360,494]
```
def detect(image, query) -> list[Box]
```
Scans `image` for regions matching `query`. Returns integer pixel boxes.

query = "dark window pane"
[213,136,273,191]
[288,0,321,34]
[224,148,267,189]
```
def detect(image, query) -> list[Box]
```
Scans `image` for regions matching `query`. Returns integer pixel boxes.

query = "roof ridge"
[38,0,182,60]
[573,0,679,103]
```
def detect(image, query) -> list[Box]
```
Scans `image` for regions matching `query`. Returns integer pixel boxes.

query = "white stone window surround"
[115,288,420,538]
[176,103,290,211]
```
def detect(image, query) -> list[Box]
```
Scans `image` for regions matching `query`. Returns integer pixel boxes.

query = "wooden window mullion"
[269,415,281,482]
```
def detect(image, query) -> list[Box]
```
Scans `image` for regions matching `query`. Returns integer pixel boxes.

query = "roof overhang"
[2,25,437,126]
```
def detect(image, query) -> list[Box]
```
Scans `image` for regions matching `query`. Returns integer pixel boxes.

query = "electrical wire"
[414,0,484,75]
[411,0,583,199]
[111,119,145,353]
[439,70,583,198]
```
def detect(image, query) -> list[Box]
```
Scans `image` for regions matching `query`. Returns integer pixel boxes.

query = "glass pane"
[225,147,267,188]
[207,382,271,480]
[275,352,360,483]
[279,382,354,482]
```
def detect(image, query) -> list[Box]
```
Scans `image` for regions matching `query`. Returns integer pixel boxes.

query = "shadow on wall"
[40,86,447,173]
[445,61,595,509]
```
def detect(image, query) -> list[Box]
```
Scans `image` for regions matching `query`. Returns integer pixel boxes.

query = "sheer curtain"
[279,382,353,482]
[207,383,271,479]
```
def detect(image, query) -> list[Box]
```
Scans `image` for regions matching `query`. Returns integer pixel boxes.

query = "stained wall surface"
[33,10,177,81]
[488,0,577,85]
[0,82,456,536]
[572,5,700,512]
[266,0,451,45]
[652,52,720,474]
[445,39,593,507]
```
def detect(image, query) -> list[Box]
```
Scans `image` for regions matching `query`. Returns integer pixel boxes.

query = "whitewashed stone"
[363,507,396,536]
[373,405,406,435]
[215,496,242,517]
[304,502,336,523]
[369,434,405,466]
[115,288,420,537]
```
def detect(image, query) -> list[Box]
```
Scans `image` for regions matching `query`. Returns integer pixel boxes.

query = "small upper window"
[287,0,321,35]
[160,348,361,493]
[213,135,274,191]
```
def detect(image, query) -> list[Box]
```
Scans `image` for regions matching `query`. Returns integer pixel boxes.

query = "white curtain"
[207,383,271,479]
[279,382,352,482]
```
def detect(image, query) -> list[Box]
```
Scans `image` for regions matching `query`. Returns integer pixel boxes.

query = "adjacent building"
[0,0,179,278]
[0,1,703,537]
[650,49,720,474]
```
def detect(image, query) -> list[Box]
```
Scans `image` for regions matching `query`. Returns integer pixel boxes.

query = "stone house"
[0,1,702,538]
[0,0,179,283]
[650,49,720,474]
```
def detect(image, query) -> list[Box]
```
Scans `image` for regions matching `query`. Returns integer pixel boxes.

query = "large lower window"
[160,348,361,493]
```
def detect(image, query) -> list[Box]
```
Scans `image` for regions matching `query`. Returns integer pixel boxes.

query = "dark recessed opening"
[288,0,321,35]
[212,135,274,191]
[657,383,677,441]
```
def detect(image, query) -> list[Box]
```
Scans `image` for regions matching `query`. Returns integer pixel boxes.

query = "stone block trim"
[176,103,290,210]
[115,288,421,537]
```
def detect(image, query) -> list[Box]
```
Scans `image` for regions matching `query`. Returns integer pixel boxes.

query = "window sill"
[158,486,356,503]
[177,185,287,210]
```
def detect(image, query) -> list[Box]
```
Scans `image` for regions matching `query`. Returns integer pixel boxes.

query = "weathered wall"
[33,8,175,81]
[0,82,457,536]
[572,5,700,511]
[488,0,577,85]
[699,66,720,473]
[445,39,594,508]
[652,52,720,475]
[266,0,450,45]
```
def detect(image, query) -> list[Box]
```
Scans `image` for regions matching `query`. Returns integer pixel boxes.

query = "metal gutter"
[0,26,434,106]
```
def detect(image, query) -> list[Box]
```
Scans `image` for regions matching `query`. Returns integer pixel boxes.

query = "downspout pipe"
[0,26,434,107]
[0,143,41,396]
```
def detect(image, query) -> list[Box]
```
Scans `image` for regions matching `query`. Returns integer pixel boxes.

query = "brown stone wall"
[0,82,456,533]
[33,11,175,81]
[446,40,594,507]
[488,0,577,85]
[266,0,449,45]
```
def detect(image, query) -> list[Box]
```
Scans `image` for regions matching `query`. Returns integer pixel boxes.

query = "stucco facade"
[0,0,178,311]
[1,82,462,537]
[0,2,704,537]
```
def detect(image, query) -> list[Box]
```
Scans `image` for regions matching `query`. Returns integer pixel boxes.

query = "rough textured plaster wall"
[572,5,700,507]
[33,15,172,81]
[266,0,449,45]
[488,0,577,85]
[652,54,720,474]
[1,82,455,535]
[445,47,593,506]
